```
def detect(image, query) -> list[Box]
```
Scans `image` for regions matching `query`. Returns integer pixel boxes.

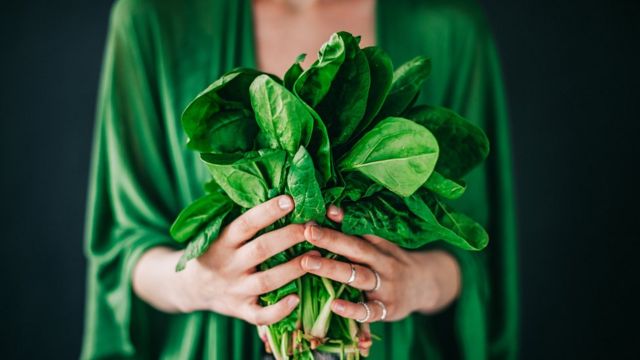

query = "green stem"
[310,277,336,338]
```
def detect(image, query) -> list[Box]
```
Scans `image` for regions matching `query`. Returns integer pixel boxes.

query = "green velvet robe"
[81,0,518,359]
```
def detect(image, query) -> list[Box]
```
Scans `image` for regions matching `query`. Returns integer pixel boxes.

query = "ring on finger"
[372,299,388,321]
[368,269,381,292]
[356,301,371,323]
[346,263,357,285]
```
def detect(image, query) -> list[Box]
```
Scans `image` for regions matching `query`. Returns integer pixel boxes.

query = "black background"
[1,0,639,358]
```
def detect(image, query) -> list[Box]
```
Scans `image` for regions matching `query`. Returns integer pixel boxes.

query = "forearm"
[412,250,461,314]
[132,246,188,313]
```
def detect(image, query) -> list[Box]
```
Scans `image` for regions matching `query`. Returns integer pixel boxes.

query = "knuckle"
[255,274,272,294]
[251,239,269,260]
[354,240,369,255]
[236,216,255,237]
[246,311,261,325]
[289,224,305,240]
[358,266,373,286]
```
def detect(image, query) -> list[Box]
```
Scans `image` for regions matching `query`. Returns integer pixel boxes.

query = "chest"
[252,0,376,75]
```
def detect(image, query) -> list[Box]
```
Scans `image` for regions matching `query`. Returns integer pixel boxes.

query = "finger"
[331,299,384,323]
[326,205,344,223]
[237,224,306,268]
[304,224,379,264]
[220,195,294,247]
[244,295,300,326]
[244,251,318,295]
[358,322,372,357]
[300,255,377,291]
[362,234,400,256]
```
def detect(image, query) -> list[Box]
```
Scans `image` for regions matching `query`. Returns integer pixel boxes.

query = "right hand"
[135,195,313,326]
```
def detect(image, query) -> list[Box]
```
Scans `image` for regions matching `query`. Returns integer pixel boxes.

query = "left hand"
[300,205,462,324]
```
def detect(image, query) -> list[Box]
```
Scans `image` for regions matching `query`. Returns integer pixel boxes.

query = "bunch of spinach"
[170,31,490,359]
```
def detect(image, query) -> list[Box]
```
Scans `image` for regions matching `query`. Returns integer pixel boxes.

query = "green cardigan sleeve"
[81,2,178,358]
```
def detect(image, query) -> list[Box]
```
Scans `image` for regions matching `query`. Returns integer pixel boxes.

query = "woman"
[81,0,518,359]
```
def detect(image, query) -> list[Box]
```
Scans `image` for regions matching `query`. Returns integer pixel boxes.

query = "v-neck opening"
[244,0,384,73]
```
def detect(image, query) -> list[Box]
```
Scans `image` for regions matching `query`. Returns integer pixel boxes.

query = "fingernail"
[278,196,293,210]
[328,205,340,216]
[309,225,322,241]
[332,301,345,313]
[287,296,299,307]
[303,256,321,270]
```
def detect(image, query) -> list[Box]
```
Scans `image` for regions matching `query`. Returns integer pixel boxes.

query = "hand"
[133,195,315,326]
[300,205,461,324]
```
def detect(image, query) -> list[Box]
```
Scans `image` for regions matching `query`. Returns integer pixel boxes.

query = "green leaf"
[283,53,306,90]
[261,280,298,304]
[248,148,288,192]
[342,172,383,202]
[201,152,269,208]
[181,68,266,153]
[203,178,223,194]
[424,171,466,200]
[294,33,346,106]
[351,46,394,137]
[404,190,488,250]
[287,146,326,223]
[185,109,257,153]
[376,56,432,119]
[405,105,490,179]
[316,32,371,145]
[322,186,345,205]
[303,104,333,186]
[250,75,314,154]
[175,203,234,271]
[341,192,435,248]
[342,190,487,251]
[169,192,232,243]
[339,117,439,197]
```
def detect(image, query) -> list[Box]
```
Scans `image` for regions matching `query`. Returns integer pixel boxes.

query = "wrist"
[132,246,190,313]
[411,250,461,314]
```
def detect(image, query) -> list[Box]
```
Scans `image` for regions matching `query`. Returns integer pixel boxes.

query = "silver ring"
[346,263,357,285]
[369,270,381,292]
[356,301,371,323]
[372,300,387,321]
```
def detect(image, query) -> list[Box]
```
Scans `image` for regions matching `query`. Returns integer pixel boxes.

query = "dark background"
[1,0,638,358]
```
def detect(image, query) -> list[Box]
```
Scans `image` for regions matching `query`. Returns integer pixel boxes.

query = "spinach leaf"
[303,103,333,186]
[342,190,488,251]
[185,109,257,153]
[247,148,288,192]
[287,146,326,223]
[169,191,232,243]
[341,192,438,248]
[284,53,306,90]
[376,56,432,119]
[175,202,235,271]
[339,117,439,197]
[351,46,393,137]
[424,171,466,200]
[405,190,488,251]
[406,105,490,179]
[250,75,314,154]
[294,33,346,107]
[341,172,383,202]
[181,68,266,153]
[316,32,371,145]
[201,152,269,208]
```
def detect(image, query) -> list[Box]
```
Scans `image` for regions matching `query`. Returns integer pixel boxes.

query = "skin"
[133,0,461,338]
[133,195,461,326]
